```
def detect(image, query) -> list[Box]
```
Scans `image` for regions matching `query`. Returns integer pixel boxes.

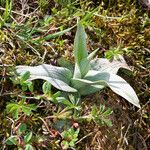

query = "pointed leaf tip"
[73,23,90,78]
[85,71,141,108]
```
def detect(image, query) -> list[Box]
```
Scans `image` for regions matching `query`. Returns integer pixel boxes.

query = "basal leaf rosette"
[16,23,140,108]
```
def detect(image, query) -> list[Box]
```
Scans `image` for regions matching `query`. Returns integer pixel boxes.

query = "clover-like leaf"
[5,136,18,145]
[25,144,34,150]
[24,132,32,143]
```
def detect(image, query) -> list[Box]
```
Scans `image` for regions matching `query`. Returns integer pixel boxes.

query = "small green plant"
[42,81,61,102]
[74,105,113,127]
[104,47,124,60]
[16,23,140,108]
[6,99,37,119]
[11,71,33,92]
[38,0,49,13]
[61,127,80,149]
[56,0,75,6]
[5,123,34,150]
[0,0,5,6]
[0,0,12,28]
[39,15,53,26]
[91,105,113,126]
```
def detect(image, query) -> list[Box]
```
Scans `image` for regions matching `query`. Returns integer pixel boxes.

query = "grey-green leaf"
[87,48,99,61]
[71,78,105,95]
[57,57,74,73]
[85,70,140,108]
[90,56,131,74]
[73,23,90,78]
[16,64,77,92]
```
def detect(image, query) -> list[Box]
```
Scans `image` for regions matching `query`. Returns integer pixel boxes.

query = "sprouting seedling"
[16,23,140,108]
[0,0,12,28]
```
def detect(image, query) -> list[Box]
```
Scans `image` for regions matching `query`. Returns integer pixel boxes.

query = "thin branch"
[76,132,94,144]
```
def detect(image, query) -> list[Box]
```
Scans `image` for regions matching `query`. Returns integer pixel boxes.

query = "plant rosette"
[16,23,140,108]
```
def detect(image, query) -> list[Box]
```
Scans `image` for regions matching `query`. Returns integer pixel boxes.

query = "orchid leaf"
[87,48,99,61]
[57,57,74,73]
[90,55,131,74]
[71,78,105,95]
[85,70,140,108]
[79,58,90,77]
[73,23,90,78]
[16,64,77,92]
[71,78,105,90]
[29,75,76,92]
[78,84,104,95]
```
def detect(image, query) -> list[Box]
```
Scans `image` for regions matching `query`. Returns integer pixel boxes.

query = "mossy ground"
[0,0,149,149]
